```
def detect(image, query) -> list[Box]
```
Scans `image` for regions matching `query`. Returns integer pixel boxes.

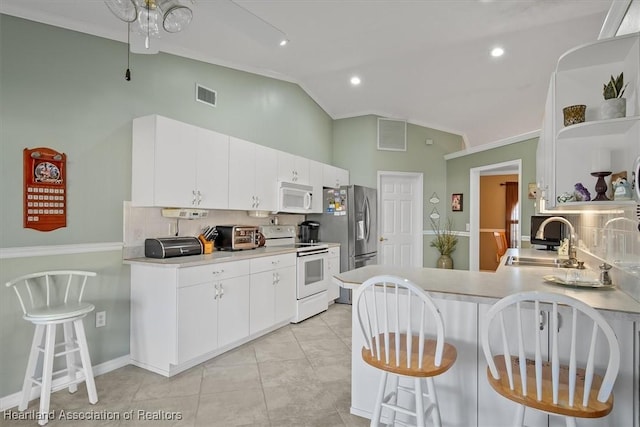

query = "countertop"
[333,248,640,318]
[123,242,340,268]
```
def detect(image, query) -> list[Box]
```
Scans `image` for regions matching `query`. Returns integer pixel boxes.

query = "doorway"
[377,171,423,267]
[469,160,522,271]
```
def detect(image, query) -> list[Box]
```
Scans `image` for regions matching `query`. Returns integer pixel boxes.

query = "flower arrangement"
[603,73,628,100]
[429,217,458,256]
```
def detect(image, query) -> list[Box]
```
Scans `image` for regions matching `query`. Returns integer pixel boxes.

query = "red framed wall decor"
[23,147,67,232]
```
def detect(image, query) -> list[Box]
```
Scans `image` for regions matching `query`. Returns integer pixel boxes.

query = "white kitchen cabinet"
[323,164,350,188]
[277,151,310,184]
[538,33,640,211]
[130,260,250,377]
[309,159,324,213]
[132,114,229,209]
[228,136,278,211]
[326,246,341,302]
[249,254,296,335]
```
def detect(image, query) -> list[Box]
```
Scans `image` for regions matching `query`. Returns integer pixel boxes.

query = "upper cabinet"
[309,160,324,213]
[323,164,350,188]
[538,32,640,211]
[228,137,278,211]
[132,115,229,209]
[277,151,310,184]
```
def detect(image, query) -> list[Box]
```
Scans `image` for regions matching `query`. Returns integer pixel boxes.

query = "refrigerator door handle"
[364,196,371,241]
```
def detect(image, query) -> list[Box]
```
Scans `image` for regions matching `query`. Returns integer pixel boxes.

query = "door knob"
[379,237,387,242]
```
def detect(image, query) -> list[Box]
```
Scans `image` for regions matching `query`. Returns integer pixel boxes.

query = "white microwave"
[278,181,313,213]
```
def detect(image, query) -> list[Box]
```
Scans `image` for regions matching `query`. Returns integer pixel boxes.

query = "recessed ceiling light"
[491,47,504,57]
[350,76,361,86]
[279,39,288,47]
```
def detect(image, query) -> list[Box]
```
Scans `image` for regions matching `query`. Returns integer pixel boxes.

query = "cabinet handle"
[219,284,224,299]
[192,190,197,206]
[255,196,260,207]
[539,310,546,331]
[197,190,202,204]
[213,283,219,299]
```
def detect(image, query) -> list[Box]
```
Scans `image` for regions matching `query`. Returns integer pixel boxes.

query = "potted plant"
[600,72,628,120]
[430,217,458,269]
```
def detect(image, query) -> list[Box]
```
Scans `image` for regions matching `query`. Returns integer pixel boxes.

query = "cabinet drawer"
[178,260,250,287]
[328,247,340,257]
[251,253,296,274]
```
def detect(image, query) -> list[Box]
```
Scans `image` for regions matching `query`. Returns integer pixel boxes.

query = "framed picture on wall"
[451,193,463,211]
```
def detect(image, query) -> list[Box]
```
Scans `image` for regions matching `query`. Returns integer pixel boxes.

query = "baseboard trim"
[0,355,130,411]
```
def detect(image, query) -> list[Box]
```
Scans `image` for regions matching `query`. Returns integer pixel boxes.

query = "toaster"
[214,225,260,251]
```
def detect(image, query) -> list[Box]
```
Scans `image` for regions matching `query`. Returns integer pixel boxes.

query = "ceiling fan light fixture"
[105,0,138,22]
[491,46,504,57]
[279,39,288,47]
[161,0,193,33]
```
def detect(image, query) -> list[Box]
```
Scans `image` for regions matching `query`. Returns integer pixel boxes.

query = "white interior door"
[377,172,423,267]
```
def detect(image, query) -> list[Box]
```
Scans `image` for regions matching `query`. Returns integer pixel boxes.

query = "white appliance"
[278,182,313,213]
[260,225,329,322]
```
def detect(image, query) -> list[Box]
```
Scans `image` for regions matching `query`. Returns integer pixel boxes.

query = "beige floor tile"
[202,344,257,368]
[292,324,341,343]
[308,355,352,383]
[121,395,198,427]
[200,363,262,395]
[298,337,351,359]
[258,359,318,388]
[263,382,337,421]
[195,389,269,427]
[133,367,203,402]
[253,340,306,363]
[271,411,347,427]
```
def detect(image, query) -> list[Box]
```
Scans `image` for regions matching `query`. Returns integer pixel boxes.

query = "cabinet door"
[196,128,229,209]
[254,144,278,211]
[323,164,349,188]
[154,118,199,207]
[249,270,276,335]
[217,275,250,348]
[274,265,296,324]
[228,137,257,210]
[549,309,636,427]
[177,282,218,364]
[309,160,324,213]
[326,256,340,301]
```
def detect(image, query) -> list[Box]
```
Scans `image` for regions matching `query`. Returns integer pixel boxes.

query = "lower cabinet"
[326,246,341,302]
[130,260,251,377]
[249,254,296,335]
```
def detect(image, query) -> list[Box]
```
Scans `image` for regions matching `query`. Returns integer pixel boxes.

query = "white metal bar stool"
[480,291,620,426]
[6,271,99,426]
[354,275,457,427]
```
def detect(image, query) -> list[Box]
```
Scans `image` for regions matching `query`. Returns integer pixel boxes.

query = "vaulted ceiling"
[1,1,616,148]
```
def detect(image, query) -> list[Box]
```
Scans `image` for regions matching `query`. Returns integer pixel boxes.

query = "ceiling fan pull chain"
[125,22,132,81]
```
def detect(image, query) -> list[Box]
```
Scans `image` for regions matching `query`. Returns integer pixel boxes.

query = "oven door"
[297,252,327,299]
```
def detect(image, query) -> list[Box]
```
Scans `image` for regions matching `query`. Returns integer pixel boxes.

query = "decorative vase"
[562,105,586,126]
[599,98,626,120]
[437,254,453,269]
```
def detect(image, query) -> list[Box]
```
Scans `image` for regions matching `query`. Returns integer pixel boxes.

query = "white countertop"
[333,248,640,318]
[123,242,340,268]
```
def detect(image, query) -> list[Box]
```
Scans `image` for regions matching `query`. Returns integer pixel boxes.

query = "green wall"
[332,116,465,268]
[0,15,333,397]
[445,137,539,270]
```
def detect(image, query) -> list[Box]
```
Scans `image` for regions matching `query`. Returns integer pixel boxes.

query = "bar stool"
[6,271,99,426]
[354,275,457,427]
[480,291,620,426]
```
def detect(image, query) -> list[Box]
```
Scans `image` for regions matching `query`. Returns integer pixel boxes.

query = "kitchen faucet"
[535,217,578,267]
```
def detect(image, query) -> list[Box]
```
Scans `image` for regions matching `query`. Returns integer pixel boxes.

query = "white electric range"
[260,225,329,322]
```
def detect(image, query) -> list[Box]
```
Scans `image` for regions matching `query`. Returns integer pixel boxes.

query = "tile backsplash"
[122,202,305,258]
[570,206,640,301]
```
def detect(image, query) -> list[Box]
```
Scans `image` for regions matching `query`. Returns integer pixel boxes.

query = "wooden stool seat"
[488,356,613,419]
[362,334,457,378]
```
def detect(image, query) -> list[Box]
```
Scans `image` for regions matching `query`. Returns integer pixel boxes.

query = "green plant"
[429,217,458,256]
[603,73,628,100]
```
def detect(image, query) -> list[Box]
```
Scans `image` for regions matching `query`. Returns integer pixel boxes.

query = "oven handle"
[297,250,329,258]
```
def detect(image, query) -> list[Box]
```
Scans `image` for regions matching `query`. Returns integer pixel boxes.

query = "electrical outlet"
[95,311,106,328]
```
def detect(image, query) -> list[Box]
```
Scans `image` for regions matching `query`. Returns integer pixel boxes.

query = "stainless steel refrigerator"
[307,185,377,303]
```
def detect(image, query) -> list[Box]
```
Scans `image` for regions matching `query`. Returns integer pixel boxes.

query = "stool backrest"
[354,275,446,369]
[5,271,97,315]
[493,231,507,257]
[480,291,620,406]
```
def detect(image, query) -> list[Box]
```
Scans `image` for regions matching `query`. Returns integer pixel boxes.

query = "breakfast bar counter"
[333,249,640,427]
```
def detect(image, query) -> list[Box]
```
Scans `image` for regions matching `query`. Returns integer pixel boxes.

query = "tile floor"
[4,303,370,427]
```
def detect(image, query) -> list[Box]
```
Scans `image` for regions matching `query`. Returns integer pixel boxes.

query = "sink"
[505,256,565,268]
